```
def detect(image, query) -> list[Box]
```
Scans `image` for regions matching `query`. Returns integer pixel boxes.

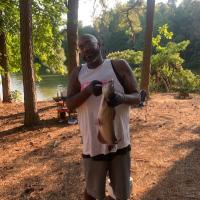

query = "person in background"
[66,34,144,200]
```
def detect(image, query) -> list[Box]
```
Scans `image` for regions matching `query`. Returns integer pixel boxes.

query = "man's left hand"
[139,90,147,107]
[107,92,125,107]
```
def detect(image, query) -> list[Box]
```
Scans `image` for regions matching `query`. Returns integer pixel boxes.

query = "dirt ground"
[0,93,200,200]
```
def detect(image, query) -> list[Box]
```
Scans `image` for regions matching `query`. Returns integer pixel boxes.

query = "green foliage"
[0,1,20,73]
[107,23,199,94]
[87,0,200,72]
[151,40,190,72]
[152,24,173,49]
[10,90,22,102]
[0,65,3,74]
[150,24,191,92]
[116,24,199,94]
[0,0,67,77]
[32,0,67,75]
[153,2,175,35]
[92,0,144,52]
[0,1,19,34]
[133,65,200,93]
[152,0,200,70]
[6,33,21,73]
[133,67,141,83]
[173,69,200,93]
[107,50,143,67]
[174,0,200,70]
[93,10,131,53]
[117,0,144,37]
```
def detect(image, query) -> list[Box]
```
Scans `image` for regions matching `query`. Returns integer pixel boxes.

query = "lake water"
[0,75,68,101]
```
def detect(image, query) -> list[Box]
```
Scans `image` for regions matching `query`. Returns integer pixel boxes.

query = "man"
[66,34,141,200]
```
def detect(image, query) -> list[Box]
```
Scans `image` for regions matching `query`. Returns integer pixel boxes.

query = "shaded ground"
[0,93,200,200]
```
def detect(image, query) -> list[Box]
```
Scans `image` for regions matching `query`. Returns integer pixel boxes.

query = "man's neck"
[87,56,104,69]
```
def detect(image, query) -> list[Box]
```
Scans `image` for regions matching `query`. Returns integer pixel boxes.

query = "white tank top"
[77,59,130,156]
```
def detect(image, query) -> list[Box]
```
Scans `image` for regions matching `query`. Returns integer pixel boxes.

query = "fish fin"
[98,131,107,144]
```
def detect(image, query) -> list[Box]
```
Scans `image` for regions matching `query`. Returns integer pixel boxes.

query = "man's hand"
[86,80,103,96]
[107,91,125,107]
[107,90,147,107]
[139,90,147,107]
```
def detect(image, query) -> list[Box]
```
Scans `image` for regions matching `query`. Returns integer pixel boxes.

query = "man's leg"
[109,151,131,200]
[83,157,108,199]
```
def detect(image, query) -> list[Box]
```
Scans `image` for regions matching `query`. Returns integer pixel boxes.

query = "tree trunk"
[66,0,79,75]
[0,32,12,103]
[19,0,39,126]
[0,11,11,103]
[140,0,155,94]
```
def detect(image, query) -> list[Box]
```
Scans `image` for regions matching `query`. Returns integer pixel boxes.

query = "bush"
[133,67,200,93]
[173,69,200,93]
[10,90,22,102]
[107,25,199,94]
[108,50,143,68]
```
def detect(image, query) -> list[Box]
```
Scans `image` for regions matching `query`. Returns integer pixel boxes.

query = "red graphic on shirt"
[80,80,109,91]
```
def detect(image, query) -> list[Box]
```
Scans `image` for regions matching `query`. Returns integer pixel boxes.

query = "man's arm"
[112,59,140,105]
[65,67,91,110]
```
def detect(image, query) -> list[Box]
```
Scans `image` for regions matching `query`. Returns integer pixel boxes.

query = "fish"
[97,80,117,146]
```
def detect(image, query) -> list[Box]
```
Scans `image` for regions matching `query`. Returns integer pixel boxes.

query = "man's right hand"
[86,80,102,96]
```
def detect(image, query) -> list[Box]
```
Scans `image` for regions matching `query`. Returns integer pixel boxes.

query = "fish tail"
[108,145,115,151]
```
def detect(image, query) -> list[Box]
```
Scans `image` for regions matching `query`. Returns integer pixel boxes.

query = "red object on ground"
[57,107,69,113]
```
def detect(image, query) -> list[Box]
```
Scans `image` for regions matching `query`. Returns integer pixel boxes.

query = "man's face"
[78,37,100,64]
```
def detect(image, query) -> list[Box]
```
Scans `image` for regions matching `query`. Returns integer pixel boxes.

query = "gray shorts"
[82,151,131,200]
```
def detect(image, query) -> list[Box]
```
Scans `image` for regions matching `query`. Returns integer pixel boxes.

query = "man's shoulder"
[111,59,129,72]
[71,66,82,76]
[111,59,128,67]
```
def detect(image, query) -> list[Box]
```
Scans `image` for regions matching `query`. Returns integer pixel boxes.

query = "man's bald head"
[79,34,99,43]
[78,34,102,65]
